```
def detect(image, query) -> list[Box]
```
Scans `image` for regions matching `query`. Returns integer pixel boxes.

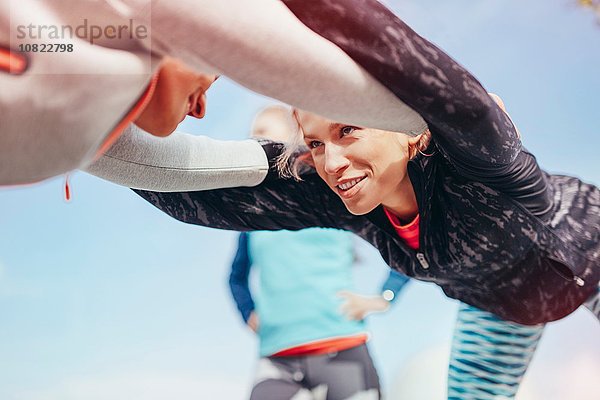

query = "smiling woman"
[89,0,600,325]
[86,0,599,398]
[283,110,432,221]
[87,0,600,324]
[302,117,418,220]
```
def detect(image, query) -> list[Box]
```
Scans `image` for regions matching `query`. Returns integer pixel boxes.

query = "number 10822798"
[18,43,74,52]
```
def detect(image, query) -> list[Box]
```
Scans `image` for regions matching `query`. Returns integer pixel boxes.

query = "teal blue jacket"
[229,228,409,357]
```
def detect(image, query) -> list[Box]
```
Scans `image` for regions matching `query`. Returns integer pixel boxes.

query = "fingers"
[488,92,506,112]
[488,92,521,139]
[247,312,260,333]
[338,291,372,320]
[338,292,361,320]
[339,303,364,321]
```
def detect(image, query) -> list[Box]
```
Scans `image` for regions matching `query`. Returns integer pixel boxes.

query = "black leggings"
[250,344,380,400]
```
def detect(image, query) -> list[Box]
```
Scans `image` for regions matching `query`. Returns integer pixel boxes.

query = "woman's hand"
[337,290,390,320]
[489,92,521,139]
[247,311,260,333]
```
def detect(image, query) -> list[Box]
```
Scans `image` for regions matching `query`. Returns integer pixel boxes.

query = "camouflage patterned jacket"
[135,0,599,324]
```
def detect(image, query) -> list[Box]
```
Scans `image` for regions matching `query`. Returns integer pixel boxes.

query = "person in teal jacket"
[226,106,408,400]
[229,228,408,400]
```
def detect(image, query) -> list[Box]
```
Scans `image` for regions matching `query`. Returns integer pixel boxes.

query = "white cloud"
[12,370,250,400]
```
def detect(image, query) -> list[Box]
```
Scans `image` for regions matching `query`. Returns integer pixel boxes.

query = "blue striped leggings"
[448,285,599,400]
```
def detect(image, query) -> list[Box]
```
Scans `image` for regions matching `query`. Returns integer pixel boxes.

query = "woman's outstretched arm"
[90,132,344,232]
[115,0,427,134]
[283,0,521,167]
[133,164,353,233]
[85,125,269,192]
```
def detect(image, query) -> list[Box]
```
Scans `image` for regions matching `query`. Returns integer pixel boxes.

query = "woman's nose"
[323,144,350,175]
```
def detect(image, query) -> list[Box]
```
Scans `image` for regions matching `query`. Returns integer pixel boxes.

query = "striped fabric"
[448,303,544,400]
[584,283,600,320]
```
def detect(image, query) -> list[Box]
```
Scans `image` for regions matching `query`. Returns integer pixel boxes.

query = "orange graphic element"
[0,46,27,74]
[94,72,159,158]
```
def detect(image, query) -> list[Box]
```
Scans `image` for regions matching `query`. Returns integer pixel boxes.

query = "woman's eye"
[341,126,356,135]
[309,141,323,149]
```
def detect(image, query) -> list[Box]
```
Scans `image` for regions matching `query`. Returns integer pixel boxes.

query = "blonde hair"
[275,109,310,180]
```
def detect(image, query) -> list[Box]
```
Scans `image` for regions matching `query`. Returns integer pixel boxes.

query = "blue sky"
[1,1,599,399]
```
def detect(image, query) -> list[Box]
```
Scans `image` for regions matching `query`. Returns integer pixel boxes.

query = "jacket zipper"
[546,255,585,287]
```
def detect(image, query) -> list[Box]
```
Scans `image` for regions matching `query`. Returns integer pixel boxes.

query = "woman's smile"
[335,175,367,199]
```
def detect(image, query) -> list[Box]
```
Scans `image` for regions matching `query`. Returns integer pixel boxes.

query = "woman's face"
[297,111,412,215]
[135,57,217,136]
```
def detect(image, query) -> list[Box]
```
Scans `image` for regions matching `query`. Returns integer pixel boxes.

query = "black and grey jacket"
[135,0,599,325]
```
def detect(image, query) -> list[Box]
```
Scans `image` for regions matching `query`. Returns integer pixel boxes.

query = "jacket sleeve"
[85,124,269,191]
[282,0,521,168]
[228,233,255,323]
[133,147,353,232]
[115,0,426,134]
[381,270,410,303]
